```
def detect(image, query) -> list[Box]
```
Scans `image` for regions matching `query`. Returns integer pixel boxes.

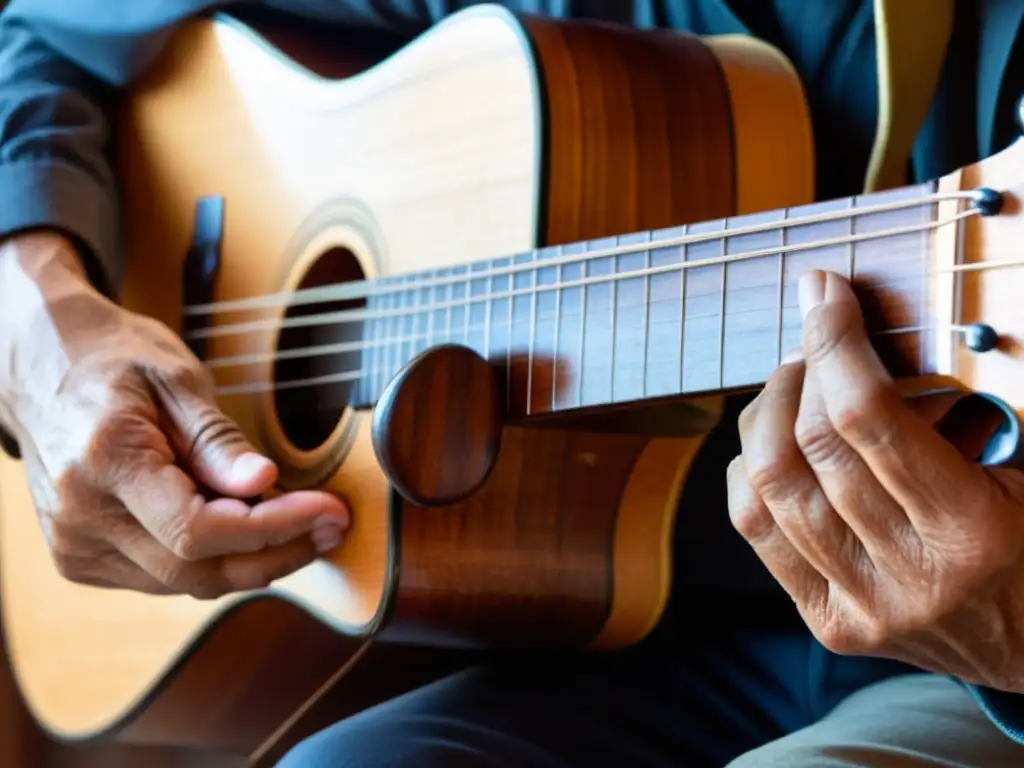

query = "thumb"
[150,371,278,498]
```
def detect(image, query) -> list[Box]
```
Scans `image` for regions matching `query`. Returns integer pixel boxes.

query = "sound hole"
[274,247,366,452]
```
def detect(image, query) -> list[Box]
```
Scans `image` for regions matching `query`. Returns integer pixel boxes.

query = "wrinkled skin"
[728,269,1024,693]
[0,232,350,598]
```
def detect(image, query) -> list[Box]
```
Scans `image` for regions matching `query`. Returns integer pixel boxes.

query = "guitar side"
[0,6,814,754]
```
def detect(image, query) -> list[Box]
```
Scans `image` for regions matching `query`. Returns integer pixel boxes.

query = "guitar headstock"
[940,99,1024,429]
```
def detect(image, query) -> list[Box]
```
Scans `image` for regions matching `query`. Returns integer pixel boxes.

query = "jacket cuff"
[0,158,120,300]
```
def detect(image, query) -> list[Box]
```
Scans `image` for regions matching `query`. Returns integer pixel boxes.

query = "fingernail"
[312,524,344,554]
[781,348,803,365]
[798,271,826,319]
[232,452,274,482]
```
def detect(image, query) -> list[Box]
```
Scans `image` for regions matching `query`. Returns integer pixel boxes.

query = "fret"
[581,236,616,407]
[554,243,586,410]
[357,293,371,405]
[415,279,430,357]
[641,236,651,399]
[549,246,563,413]
[644,224,686,397]
[776,208,787,367]
[376,282,388,390]
[680,226,687,393]
[529,246,560,415]
[721,208,790,388]
[681,218,726,393]
[466,261,489,358]
[611,231,651,404]
[525,248,539,414]
[780,196,860,357]
[360,178,943,411]
[844,182,936,377]
[440,265,452,347]
[431,267,445,345]
[717,226,727,389]
[487,255,512,405]
[402,274,416,373]
[508,250,534,413]
[381,280,395,391]
[609,240,619,403]
[383,277,395,384]
[483,258,493,360]
[369,289,385,403]
[574,242,587,408]
[847,196,855,279]
[463,267,472,345]
[423,271,436,351]
[450,267,468,350]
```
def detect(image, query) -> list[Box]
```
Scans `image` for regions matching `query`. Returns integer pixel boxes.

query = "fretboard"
[352,181,945,416]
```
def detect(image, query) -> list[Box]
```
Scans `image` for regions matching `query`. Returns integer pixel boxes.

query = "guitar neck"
[355,179,975,415]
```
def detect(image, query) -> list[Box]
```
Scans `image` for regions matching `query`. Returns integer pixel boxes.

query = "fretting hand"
[0,233,350,598]
[728,269,1024,692]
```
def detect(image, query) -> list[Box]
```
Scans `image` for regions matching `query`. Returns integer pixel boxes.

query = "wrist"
[0,231,97,401]
[0,230,89,285]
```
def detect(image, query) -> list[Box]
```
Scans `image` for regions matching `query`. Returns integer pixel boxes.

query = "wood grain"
[1,5,543,748]
[381,17,814,651]
[0,6,817,753]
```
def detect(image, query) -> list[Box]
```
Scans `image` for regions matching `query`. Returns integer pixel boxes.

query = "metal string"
[189,206,981,342]
[183,189,986,317]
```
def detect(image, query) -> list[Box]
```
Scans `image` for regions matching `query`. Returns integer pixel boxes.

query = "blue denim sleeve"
[0,16,121,296]
[0,0,528,297]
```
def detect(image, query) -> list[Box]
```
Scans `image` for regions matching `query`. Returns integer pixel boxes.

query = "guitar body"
[0,5,814,754]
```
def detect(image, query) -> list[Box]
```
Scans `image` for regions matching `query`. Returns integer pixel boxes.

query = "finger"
[36,495,179,594]
[797,270,991,529]
[110,516,319,598]
[111,441,349,560]
[55,545,178,594]
[739,360,872,598]
[794,358,919,567]
[727,456,829,611]
[147,366,278,498]
[184,491,351,558]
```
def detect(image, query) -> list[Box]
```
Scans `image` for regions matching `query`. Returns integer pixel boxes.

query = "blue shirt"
[2,0,1024,746]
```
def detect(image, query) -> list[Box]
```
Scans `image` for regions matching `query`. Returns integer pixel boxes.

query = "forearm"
[0,232,90,451]
[0,0,195,458]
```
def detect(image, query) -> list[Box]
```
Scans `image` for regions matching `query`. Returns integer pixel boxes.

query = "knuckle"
[815,614,868,656]
[737,399,758,435]
[187,578,230,601]
[51,550,86,583]
[160,359,212,397]
[170,528,201,561]
[153,561,227,600]
[813,601,887,656]
[188,406,246,456]
[165,496,208,561]
[729,495,775,543]
[726,458,773,541]
[829,386,897,447]
[745,441,802,501]
[794,412,852,469]
[86,413,167,481]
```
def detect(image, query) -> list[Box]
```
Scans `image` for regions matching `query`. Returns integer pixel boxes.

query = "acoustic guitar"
[1,3,1022,758]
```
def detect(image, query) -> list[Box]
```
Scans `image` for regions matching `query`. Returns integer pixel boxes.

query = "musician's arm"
[0,1,209,457]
